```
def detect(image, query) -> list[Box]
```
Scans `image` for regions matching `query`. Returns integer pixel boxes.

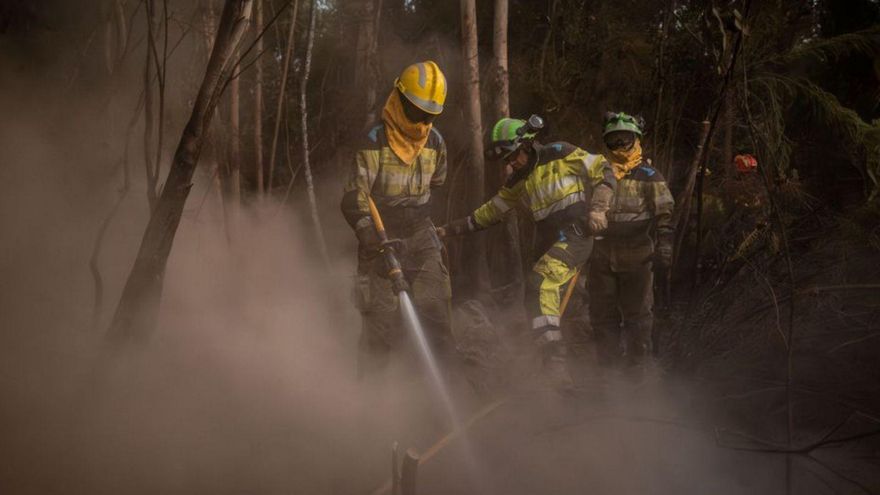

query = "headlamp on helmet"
[487,114,545,160]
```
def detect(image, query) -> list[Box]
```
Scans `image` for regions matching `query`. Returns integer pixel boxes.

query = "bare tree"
[460,0,489,293]
[200,0,217,51]
[492,0,509,122]
[103,0,128,75]
[90,95,142,330]
[107,0,254,343]
[301,0,331,267]
[672,119,710,269]
[253,0,264,198]
[487,0,523,300]
[353,0,382,128]
[674,5,748,282]
[724,90,735,176]
[142,0,159,209]
[267,0,300,194]
[227,54,241,206]
[650,0,673,159]
[218,45,242,240]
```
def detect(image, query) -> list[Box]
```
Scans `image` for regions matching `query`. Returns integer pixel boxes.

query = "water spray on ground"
[398,291,460,427]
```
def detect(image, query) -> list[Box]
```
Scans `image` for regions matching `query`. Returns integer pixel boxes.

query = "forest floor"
[373,352,880,495]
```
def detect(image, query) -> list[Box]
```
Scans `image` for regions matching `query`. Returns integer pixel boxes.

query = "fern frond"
[751,74,880,197]
[775,26,880,66]
[729,227,765,261]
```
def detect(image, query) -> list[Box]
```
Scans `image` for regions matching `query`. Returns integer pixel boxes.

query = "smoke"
[0,104,446,493]
[0,3,848,494]
[0,14,444,493]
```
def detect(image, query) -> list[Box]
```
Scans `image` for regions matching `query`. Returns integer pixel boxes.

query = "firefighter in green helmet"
[439,115,616,390]
[590,112,675,369]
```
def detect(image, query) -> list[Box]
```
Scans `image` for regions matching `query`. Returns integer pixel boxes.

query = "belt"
[377,204,432,236]
[557,220,587,242]
[384,215,434,239]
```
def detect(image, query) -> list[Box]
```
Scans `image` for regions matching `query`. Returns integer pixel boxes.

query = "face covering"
[382,90,432,165]
[605,139,643,180]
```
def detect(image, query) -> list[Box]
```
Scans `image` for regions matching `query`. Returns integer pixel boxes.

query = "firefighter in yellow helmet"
[439,115,617,390]
[589,112,675,369]
[341,61,451,375]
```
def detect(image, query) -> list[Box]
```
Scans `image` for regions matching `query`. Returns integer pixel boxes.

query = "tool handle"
[367,196,389,242]
[559,267,581,317]
[367,196,410,294]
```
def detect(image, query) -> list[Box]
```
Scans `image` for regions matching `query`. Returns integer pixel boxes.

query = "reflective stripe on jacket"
[341,124,447,232]
[603,163,674,242]
[472,142,614,228]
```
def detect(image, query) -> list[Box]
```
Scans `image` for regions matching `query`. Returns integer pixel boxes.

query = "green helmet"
[603,112,644,136]
[488,116,541,159]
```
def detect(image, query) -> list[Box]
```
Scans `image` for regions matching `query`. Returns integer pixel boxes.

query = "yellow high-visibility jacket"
[472,142,615,234]
[341,123,447,234]
[603,163,674,242]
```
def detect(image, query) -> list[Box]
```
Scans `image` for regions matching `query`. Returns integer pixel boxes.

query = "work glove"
[653,234,674,271]
[589,184,614,234]
[355,223,381,252]
[588,210,608,234]
[437,216,474,238]
[653,236,673,312]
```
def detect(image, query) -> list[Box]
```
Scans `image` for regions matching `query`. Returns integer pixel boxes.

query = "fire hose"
[367,196,410,295]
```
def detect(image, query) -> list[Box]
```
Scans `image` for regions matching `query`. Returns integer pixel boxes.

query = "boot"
[541,341,575,393]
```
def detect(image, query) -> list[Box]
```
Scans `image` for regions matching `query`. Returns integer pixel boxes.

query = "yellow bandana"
[382,91,431,165]
[606,139,643,180]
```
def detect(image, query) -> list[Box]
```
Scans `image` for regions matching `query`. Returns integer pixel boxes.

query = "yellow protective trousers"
[525,226,594,343]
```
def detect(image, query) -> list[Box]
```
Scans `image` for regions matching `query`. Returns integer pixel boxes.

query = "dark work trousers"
[588,238,654,366]
[353,223,452,375]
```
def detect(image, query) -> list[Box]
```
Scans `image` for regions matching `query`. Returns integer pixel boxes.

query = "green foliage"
[778,25,880,66]
[746,25,880,199]
[751,73,878,186]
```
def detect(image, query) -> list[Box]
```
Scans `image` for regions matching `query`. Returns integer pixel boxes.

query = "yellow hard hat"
[394,60,447,115]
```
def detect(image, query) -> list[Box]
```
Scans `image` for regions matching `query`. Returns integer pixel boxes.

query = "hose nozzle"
[367,197,410,294]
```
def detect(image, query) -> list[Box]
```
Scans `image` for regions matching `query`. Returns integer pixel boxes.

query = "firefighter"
[439,115,616,388]
[589,112,675,369]
[340,61,451,375]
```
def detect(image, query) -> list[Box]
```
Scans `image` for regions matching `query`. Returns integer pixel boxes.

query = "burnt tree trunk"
[460,0,489,295]
[107,0,254,343]
[353,0,382,129]
[227,19,242,183]
[674,10,747,282]
[671,119,709,270]
[724,90,735,177]
[301,0,332,267]
[142,0,159,210]
[651,0,673,159]
[102,0,127,74]
[267,0,299,195]
[491,0,509,122]
[253,0,264,198]
[219,45,242,240]
[487,0,523,301]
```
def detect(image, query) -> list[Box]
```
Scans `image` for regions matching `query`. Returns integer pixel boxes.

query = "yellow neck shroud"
[382,91,432,165]
[605,139,643,180]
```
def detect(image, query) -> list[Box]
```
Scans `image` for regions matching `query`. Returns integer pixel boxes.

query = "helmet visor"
[604,130,637,151]
[487,139,520,161]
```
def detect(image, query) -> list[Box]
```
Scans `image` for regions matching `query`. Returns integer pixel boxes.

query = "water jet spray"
[366,197,460,426]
